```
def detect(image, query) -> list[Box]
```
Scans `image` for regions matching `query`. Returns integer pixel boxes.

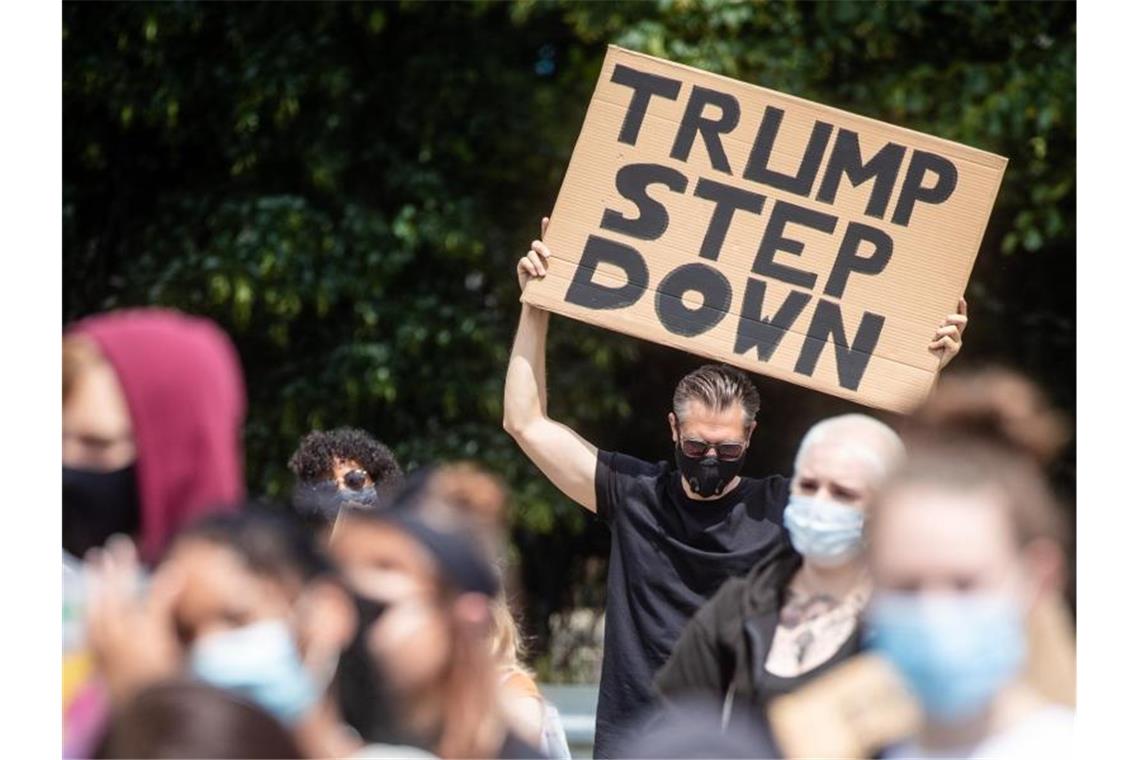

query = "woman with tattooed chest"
[654,413,905,739]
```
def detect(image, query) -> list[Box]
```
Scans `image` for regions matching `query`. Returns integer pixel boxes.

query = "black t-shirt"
[591,450,790,758]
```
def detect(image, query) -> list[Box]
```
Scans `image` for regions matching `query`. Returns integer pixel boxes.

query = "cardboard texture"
[522,46,1007,412]
[768,653,921,758]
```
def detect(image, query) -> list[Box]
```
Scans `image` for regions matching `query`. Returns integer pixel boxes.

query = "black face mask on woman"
[62,464,141,558]
[674,446,746,497]
[333,594,400,746]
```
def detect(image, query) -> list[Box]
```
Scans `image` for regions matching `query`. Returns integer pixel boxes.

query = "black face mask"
[332,594,401,746]
[293,480,379,523]
[674,445,746,497]
[62,464,141,558]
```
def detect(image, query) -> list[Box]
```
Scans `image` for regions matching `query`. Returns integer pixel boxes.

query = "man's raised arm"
[503,217,600,513]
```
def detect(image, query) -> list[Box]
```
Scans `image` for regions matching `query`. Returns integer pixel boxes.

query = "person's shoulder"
[596,450,670,524]
[597,451,665,524]
[598,449,670,481]
[502,669,542,700]
[738,471,784,496]
[739,472,791,513]
[737,542,799,604]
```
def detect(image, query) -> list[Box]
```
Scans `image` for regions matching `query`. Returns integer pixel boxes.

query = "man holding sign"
[506,46,995,756]
[504,220,965,757]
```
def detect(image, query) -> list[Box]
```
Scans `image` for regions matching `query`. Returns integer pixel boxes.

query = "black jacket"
[654,545,865,728]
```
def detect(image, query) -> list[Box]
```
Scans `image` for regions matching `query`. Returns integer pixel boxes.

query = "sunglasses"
[679,438,747,461]
[343,469,370,491]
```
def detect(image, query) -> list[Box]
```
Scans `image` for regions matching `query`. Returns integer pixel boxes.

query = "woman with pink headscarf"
[63,308,247,758]
[63,308,247,563]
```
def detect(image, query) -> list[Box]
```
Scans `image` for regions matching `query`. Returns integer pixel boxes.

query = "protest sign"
[521,46,1007,412]
[768,654,921,758]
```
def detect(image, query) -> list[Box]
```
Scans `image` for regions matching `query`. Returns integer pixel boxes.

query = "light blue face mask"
[865,591,1026,724]
[783,494,866,565]
[190,619,319,725]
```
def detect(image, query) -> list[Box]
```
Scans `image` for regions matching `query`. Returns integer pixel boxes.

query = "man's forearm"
[503,303,550,433]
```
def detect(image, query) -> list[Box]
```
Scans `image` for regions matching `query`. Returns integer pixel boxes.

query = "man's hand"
[85,536,184,705]
[516,216,551,292]
[929,297,969,369]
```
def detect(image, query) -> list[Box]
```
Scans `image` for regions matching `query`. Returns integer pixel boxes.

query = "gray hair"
[673,364,760,425]
[794,414,905,481]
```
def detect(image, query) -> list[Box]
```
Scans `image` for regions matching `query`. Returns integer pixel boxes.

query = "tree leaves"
[65,0,1075,657]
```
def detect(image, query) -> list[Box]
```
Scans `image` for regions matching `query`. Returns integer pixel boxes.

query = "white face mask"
[189,619,318,724]
[782,494,866,565]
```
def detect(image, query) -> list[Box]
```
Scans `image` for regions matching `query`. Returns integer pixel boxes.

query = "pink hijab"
[67,309,246,562]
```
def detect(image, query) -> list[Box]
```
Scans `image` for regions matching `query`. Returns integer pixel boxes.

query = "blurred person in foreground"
[84,508,373,759]
[489,596,571,759]
[288,427,404,536]
[63,308,246,564]
[655,414,905,740]
[96,680,303,759]
[424,464,572,758]
[330,466,545,758]
[864,368,1073,758]
[63,308,246,757]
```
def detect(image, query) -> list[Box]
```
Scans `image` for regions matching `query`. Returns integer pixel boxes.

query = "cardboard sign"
[522,46,1007,412]
[768,653,921,758]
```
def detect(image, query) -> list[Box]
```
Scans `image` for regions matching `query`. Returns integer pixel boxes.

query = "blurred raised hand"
[85,536,184,704]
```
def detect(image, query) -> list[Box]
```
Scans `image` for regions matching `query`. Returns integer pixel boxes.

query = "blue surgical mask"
[190,619,318,724]
[783,495,865,565]
[865,591,1026,724]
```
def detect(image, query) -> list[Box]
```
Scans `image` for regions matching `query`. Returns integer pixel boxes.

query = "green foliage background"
[64,1,1075,671]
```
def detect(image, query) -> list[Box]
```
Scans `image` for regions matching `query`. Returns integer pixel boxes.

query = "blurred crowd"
[62,303,1075,759]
